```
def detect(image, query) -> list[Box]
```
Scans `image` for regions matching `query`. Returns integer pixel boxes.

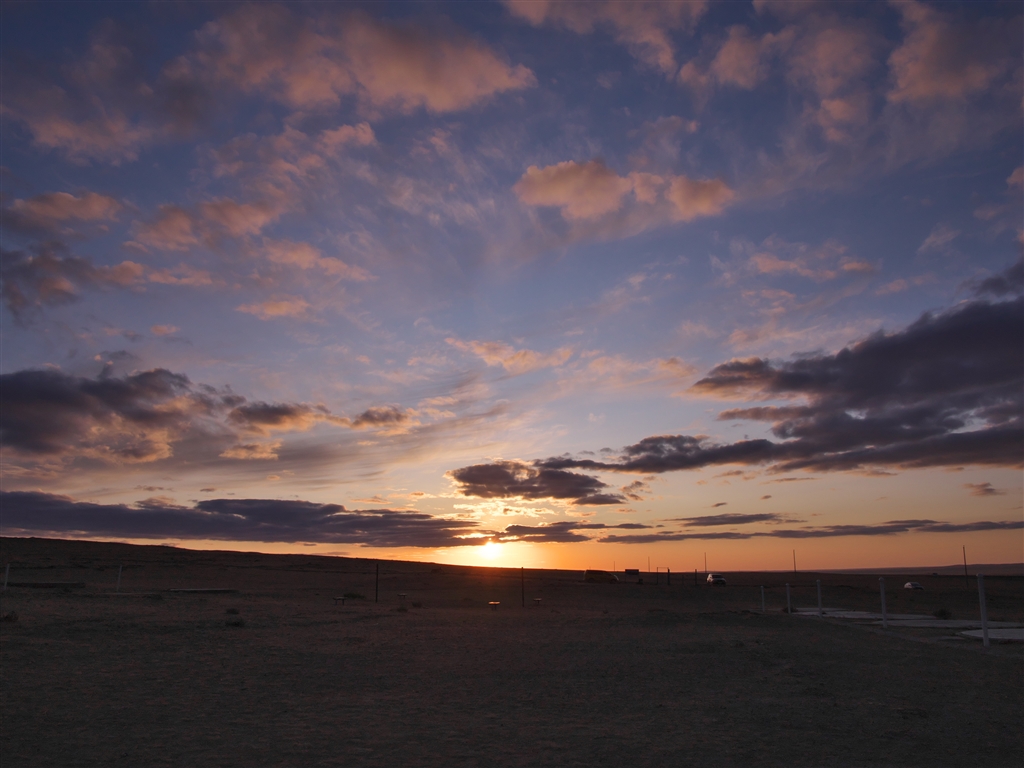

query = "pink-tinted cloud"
[263,239,373,280]
[236,296,311,320]
[447,338,573,375]
[888,1,1021,104]
[514,160,633,220]
[7,192,122,230]
[514,160,734,227]
[178,6,534,114]
[505,0,707,76]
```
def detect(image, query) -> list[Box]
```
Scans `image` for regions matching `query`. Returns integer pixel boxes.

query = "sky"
[1,0,1022,572]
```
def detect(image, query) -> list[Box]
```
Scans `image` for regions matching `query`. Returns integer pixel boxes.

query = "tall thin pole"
[116,564,123,593]
[521,566,525,608]
[760,585,765,614]
[816,579,822,617]
[977,574,990,648]
[375,562,379,603]
[704,552,707,572]
[3,563,9,592]
[785,583,791,614]
[963,546,969,587]
[879,577,887,629]
[793,550,796,574]
[648,556,651,574]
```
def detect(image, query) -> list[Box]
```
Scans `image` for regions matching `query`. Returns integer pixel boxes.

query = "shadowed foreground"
[1,539,1021,767]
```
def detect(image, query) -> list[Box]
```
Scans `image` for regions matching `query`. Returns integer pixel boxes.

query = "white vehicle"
[904,581,924,590]
[706,573,727,585]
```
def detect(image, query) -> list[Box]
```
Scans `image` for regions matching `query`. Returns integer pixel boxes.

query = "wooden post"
[977,574,990,648]
[116,564,123,593]
[667,567,671,586]
[375,562,379,603]
[760,585,765,614]
[793,550,796,574]
[785,583,791,614]
[879,577,887,629]
[694,568,697,587]
[816,579,822,617]
[521,567,525,608]
[3,563,8,592]
[963,546,969,588]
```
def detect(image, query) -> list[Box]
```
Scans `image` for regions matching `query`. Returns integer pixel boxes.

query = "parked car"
[706,573,727,585]
[584,569,619,583]
[904,581,924,590]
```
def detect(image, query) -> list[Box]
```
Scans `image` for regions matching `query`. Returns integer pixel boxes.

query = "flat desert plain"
[1,538,1022,767]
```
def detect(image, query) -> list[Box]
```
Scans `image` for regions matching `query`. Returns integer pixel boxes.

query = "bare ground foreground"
[2,538,1022,767]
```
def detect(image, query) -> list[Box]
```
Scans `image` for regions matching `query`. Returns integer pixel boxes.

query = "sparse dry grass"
[1,538,1021,767]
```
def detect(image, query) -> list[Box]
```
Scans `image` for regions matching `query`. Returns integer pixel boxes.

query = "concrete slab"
[793,609,929,621]
[878,620,1024,629]
[959,628,1024,642]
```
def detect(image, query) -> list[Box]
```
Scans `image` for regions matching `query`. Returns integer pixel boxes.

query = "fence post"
[760,585,765,614]
[3,563,8,592]
[375,562,379,603]
[879,577,887,629]
[785,583,791,614]
[116,564,123,593]
[977,574,990,648]
[816,579,822,617]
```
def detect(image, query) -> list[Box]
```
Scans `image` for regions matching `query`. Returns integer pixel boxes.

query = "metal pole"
[521,567,525,608]
[761,585,765,614]
[694,568,697,587]
[963,546,969,588]
[977,574,990,647]
[116,564,122,593]
[879,577,887,629]
[816,579,822,617]
[3,564,8,591]
[667,567,671,587]
[793,550,796,574]
[375,562,379,603]
[785,583,791,614]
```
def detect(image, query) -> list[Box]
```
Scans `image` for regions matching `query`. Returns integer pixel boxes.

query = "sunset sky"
[2,1,1021,572]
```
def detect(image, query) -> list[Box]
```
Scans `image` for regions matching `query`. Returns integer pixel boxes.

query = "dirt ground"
[2,538,1022,767]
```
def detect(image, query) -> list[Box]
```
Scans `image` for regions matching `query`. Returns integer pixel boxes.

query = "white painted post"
[760,586,765,614]
[116,564,123,593]
[785,583,791,614]
[879,577,887,629]
[817,579,822,617]
[977,574,990,648]
[3,563,9,591]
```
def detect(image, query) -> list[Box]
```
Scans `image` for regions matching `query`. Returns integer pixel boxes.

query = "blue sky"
[2,1,1021,570]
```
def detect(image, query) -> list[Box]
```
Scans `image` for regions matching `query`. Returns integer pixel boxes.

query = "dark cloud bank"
[450,286,1023,508]
[3,492,1018,547]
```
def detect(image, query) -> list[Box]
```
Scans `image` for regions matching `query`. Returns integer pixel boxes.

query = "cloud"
[1,243,144,321]
[514,160,633,220]
[514,160,734,227]
[504,0,707,76]
[178,6,534,115]
[0,366,407,468]
[263,239,372,280]
[150,325,179,336]
[599,518,1024,544]
[888,1,1021,104]
[446,338,573,375]
[673,513,792,527]
[966,259,1024,299]
[235,297,311,320]
[963,482,1005,498]
[447,460,624,506]
[0,491,485,548]
[3,191,123,236]
[535,294,1023,476]
[917,223,960,254]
